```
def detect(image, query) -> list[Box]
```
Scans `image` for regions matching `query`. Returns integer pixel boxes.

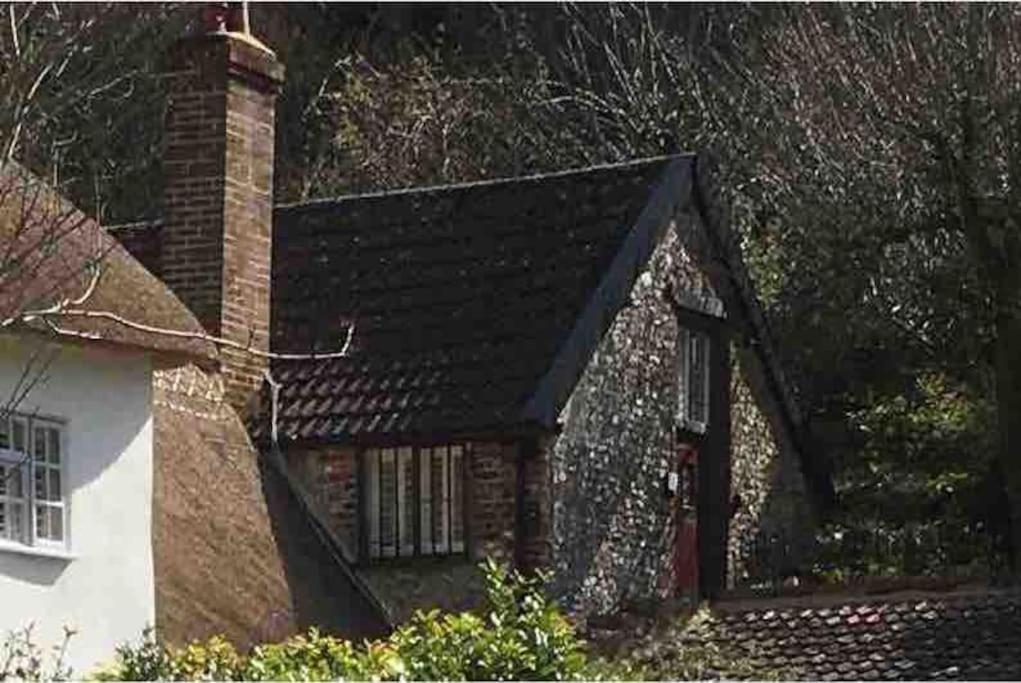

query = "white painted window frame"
[0,413,69,553]
[363,444,465,561]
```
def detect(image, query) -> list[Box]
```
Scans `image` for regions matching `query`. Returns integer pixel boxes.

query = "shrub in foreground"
[0,625,72,682]
[94,559,588,681]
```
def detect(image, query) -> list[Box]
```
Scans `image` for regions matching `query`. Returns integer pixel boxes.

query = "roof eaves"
[520,155,695,428]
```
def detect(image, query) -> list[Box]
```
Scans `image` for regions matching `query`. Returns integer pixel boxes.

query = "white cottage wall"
[0,335,154,674]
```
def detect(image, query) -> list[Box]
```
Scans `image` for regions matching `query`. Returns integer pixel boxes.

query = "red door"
[673,445,699,598]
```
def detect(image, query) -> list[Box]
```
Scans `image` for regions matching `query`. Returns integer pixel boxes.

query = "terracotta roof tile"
[708,589,1021,680]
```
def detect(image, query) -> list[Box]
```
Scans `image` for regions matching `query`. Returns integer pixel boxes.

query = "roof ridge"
[275,153,694,211]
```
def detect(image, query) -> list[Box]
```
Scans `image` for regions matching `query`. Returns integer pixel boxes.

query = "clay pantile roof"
[268,156,694,442]
[0,165,214,364]
[707,589,1021,680]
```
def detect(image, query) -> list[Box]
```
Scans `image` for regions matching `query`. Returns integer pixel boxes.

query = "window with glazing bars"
[677,327,711,432]
[0,414,66,549]
[362,445,466,560]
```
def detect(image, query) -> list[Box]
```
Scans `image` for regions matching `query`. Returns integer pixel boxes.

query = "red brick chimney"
[161,3,284,414]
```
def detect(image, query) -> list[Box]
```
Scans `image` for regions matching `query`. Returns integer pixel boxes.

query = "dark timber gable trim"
[689,154,835,512]
[521,156,695,427]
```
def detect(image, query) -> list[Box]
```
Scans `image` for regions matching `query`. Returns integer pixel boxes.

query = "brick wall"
[288,445,360,556]
[161,32,284,414]
[518,439,553,571]
[292,440,521,622]
[467,441,518,563]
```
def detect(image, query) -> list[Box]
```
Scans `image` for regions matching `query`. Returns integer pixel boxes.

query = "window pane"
[2,464,23,499]
[364,450,380,558]
[49,469,61,500]
[420,448,433,555]
[48,429,60,465]
[379,449,396,557]
[431,449,449,553]
[688,332,709,425]
[12,503,25,543]
[1,501,26,543]
[48,507,63,542]
[398,447,414,555]
[34,467,46,500]
[12,420,25,453]
[451,447,464,552]
[35,503,48,539]
[0,418,9,450]
[33,427,46,462]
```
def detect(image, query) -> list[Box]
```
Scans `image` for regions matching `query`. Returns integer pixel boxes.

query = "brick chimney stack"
[161,3,284,414]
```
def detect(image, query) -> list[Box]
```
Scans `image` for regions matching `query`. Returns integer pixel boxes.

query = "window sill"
[0,540,75,562]
[358,551,470,569]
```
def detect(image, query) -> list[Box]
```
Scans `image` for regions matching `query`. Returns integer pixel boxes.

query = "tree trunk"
[994,305,1021,577]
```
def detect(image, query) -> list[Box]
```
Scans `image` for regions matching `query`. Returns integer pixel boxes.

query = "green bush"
[390,560,587,680]
[87,562,795,681]
[92,630,245,681]
[94,559,588,681]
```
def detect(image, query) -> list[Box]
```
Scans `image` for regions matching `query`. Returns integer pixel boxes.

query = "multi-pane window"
[677,327,711,432]
[363,444,465,560]
[0,415,66,549]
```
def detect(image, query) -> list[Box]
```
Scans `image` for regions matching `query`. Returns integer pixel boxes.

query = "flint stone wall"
[727,347,814,586]
[547,221,683,616]
[547,217,813,615]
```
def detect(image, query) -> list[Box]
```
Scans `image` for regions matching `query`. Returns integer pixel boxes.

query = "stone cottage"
[106,5,828,634]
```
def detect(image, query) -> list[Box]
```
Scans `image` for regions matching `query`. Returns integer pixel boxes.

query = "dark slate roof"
[708,589,1021,680]
[268,156,693,442]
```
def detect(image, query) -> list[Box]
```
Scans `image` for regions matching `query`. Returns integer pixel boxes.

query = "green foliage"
[244,630,364,681]
[390,559,587,681]
[814,372,1000,578]
[92,629,243,682]
[93,560,588,681]
[0,625,73,682]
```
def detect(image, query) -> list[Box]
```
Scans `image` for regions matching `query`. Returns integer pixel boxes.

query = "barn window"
[362,444,466,560]
[678,327,711,432]
[0,415,67,550]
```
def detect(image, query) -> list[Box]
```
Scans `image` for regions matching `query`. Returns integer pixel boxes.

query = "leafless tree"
[507,4,1021,570]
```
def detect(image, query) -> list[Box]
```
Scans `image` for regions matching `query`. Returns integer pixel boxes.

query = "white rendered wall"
[0,335,154,675]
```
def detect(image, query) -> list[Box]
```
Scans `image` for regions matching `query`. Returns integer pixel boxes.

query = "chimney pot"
[201,3,229,34]
[201,3,249,36]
